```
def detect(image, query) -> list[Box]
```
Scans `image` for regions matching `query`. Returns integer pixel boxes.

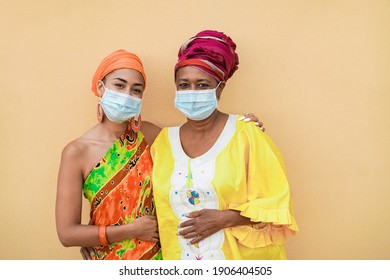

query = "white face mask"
[99,86,142,123]
[174,82,221,121]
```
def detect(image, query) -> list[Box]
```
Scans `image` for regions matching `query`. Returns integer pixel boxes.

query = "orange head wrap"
[91,49,146,96]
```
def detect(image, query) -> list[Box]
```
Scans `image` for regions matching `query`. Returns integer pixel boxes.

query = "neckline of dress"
[169,114,237,165]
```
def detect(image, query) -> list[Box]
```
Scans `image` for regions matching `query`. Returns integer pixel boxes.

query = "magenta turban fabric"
[175,30,239,82]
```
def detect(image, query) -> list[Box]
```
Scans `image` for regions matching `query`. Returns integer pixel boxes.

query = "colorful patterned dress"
[151,115,298,260]
[83,124,162,260]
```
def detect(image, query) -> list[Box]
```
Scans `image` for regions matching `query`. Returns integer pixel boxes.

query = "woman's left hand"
[239,113,265,131]
[178,209,224,244]
[80,247,95,260]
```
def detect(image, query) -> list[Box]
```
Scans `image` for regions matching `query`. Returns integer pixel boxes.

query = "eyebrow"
[114,77,127,83]
[114,77,144,87]
[177,78,211,83]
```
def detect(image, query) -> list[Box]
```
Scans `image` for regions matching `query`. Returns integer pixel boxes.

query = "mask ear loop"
[215,81,224,101]
[98,80,106,97]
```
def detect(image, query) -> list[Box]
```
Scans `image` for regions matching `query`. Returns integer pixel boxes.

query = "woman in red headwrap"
[151,30,298,260]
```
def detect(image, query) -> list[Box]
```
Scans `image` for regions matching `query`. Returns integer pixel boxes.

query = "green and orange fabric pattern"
[83,124,162,260]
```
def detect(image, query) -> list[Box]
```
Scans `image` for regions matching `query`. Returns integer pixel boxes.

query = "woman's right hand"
[131,215,159,242]
[239,113,265,131]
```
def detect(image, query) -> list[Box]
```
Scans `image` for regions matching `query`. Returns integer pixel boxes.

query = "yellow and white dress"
[151,114,298,260]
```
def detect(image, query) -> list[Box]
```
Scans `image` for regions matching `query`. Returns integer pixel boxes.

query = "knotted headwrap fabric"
[175,30,239,82]
[91,49,146,96]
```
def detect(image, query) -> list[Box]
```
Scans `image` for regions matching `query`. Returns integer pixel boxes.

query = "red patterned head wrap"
[175,30,239,82]
[91,49,146,96]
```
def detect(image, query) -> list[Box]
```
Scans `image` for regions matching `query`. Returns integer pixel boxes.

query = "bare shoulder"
[60,125,99,164]
[59,124,114,182]
[60,137,89,164]
[140,121,162,146]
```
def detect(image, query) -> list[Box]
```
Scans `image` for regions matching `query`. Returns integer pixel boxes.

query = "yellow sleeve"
[229,123,298,247]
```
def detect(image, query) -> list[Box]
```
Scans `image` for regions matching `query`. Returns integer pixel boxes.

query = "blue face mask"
[174,83,220,121]
[99,87,142,123]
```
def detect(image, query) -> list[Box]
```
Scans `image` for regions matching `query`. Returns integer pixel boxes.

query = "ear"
[97,80,105,97]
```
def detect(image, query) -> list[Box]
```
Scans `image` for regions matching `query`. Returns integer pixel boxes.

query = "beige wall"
[1,0,389,260]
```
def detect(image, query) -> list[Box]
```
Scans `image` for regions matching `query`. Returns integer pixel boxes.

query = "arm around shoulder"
[140,121,162,146]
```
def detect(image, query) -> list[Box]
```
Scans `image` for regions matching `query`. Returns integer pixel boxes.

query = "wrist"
[222,210,254,228]
[221,210,237,228]
[98,225,109,246]
[125,220,139,240]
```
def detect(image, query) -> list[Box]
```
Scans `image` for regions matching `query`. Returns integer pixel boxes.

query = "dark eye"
[177,82,189,89]
[132,88,143,96]
[114,83,125,89]
[198,83,209,89]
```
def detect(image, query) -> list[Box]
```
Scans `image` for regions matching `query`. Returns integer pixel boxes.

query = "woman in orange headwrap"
[56,50,163,260]
[55,48,263,260]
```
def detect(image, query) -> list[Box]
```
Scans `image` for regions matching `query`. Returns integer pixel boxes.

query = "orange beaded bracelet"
[98,225,109,246]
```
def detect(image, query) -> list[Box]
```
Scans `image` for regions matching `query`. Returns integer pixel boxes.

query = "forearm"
[179,209,265,244]
[221,210,264,228]
[58,223,137,247]
[106,223,139,244]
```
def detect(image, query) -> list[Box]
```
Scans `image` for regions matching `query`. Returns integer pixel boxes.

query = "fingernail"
[238,116,245,120]
[255,122,260,126]
[244,117,251,122]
